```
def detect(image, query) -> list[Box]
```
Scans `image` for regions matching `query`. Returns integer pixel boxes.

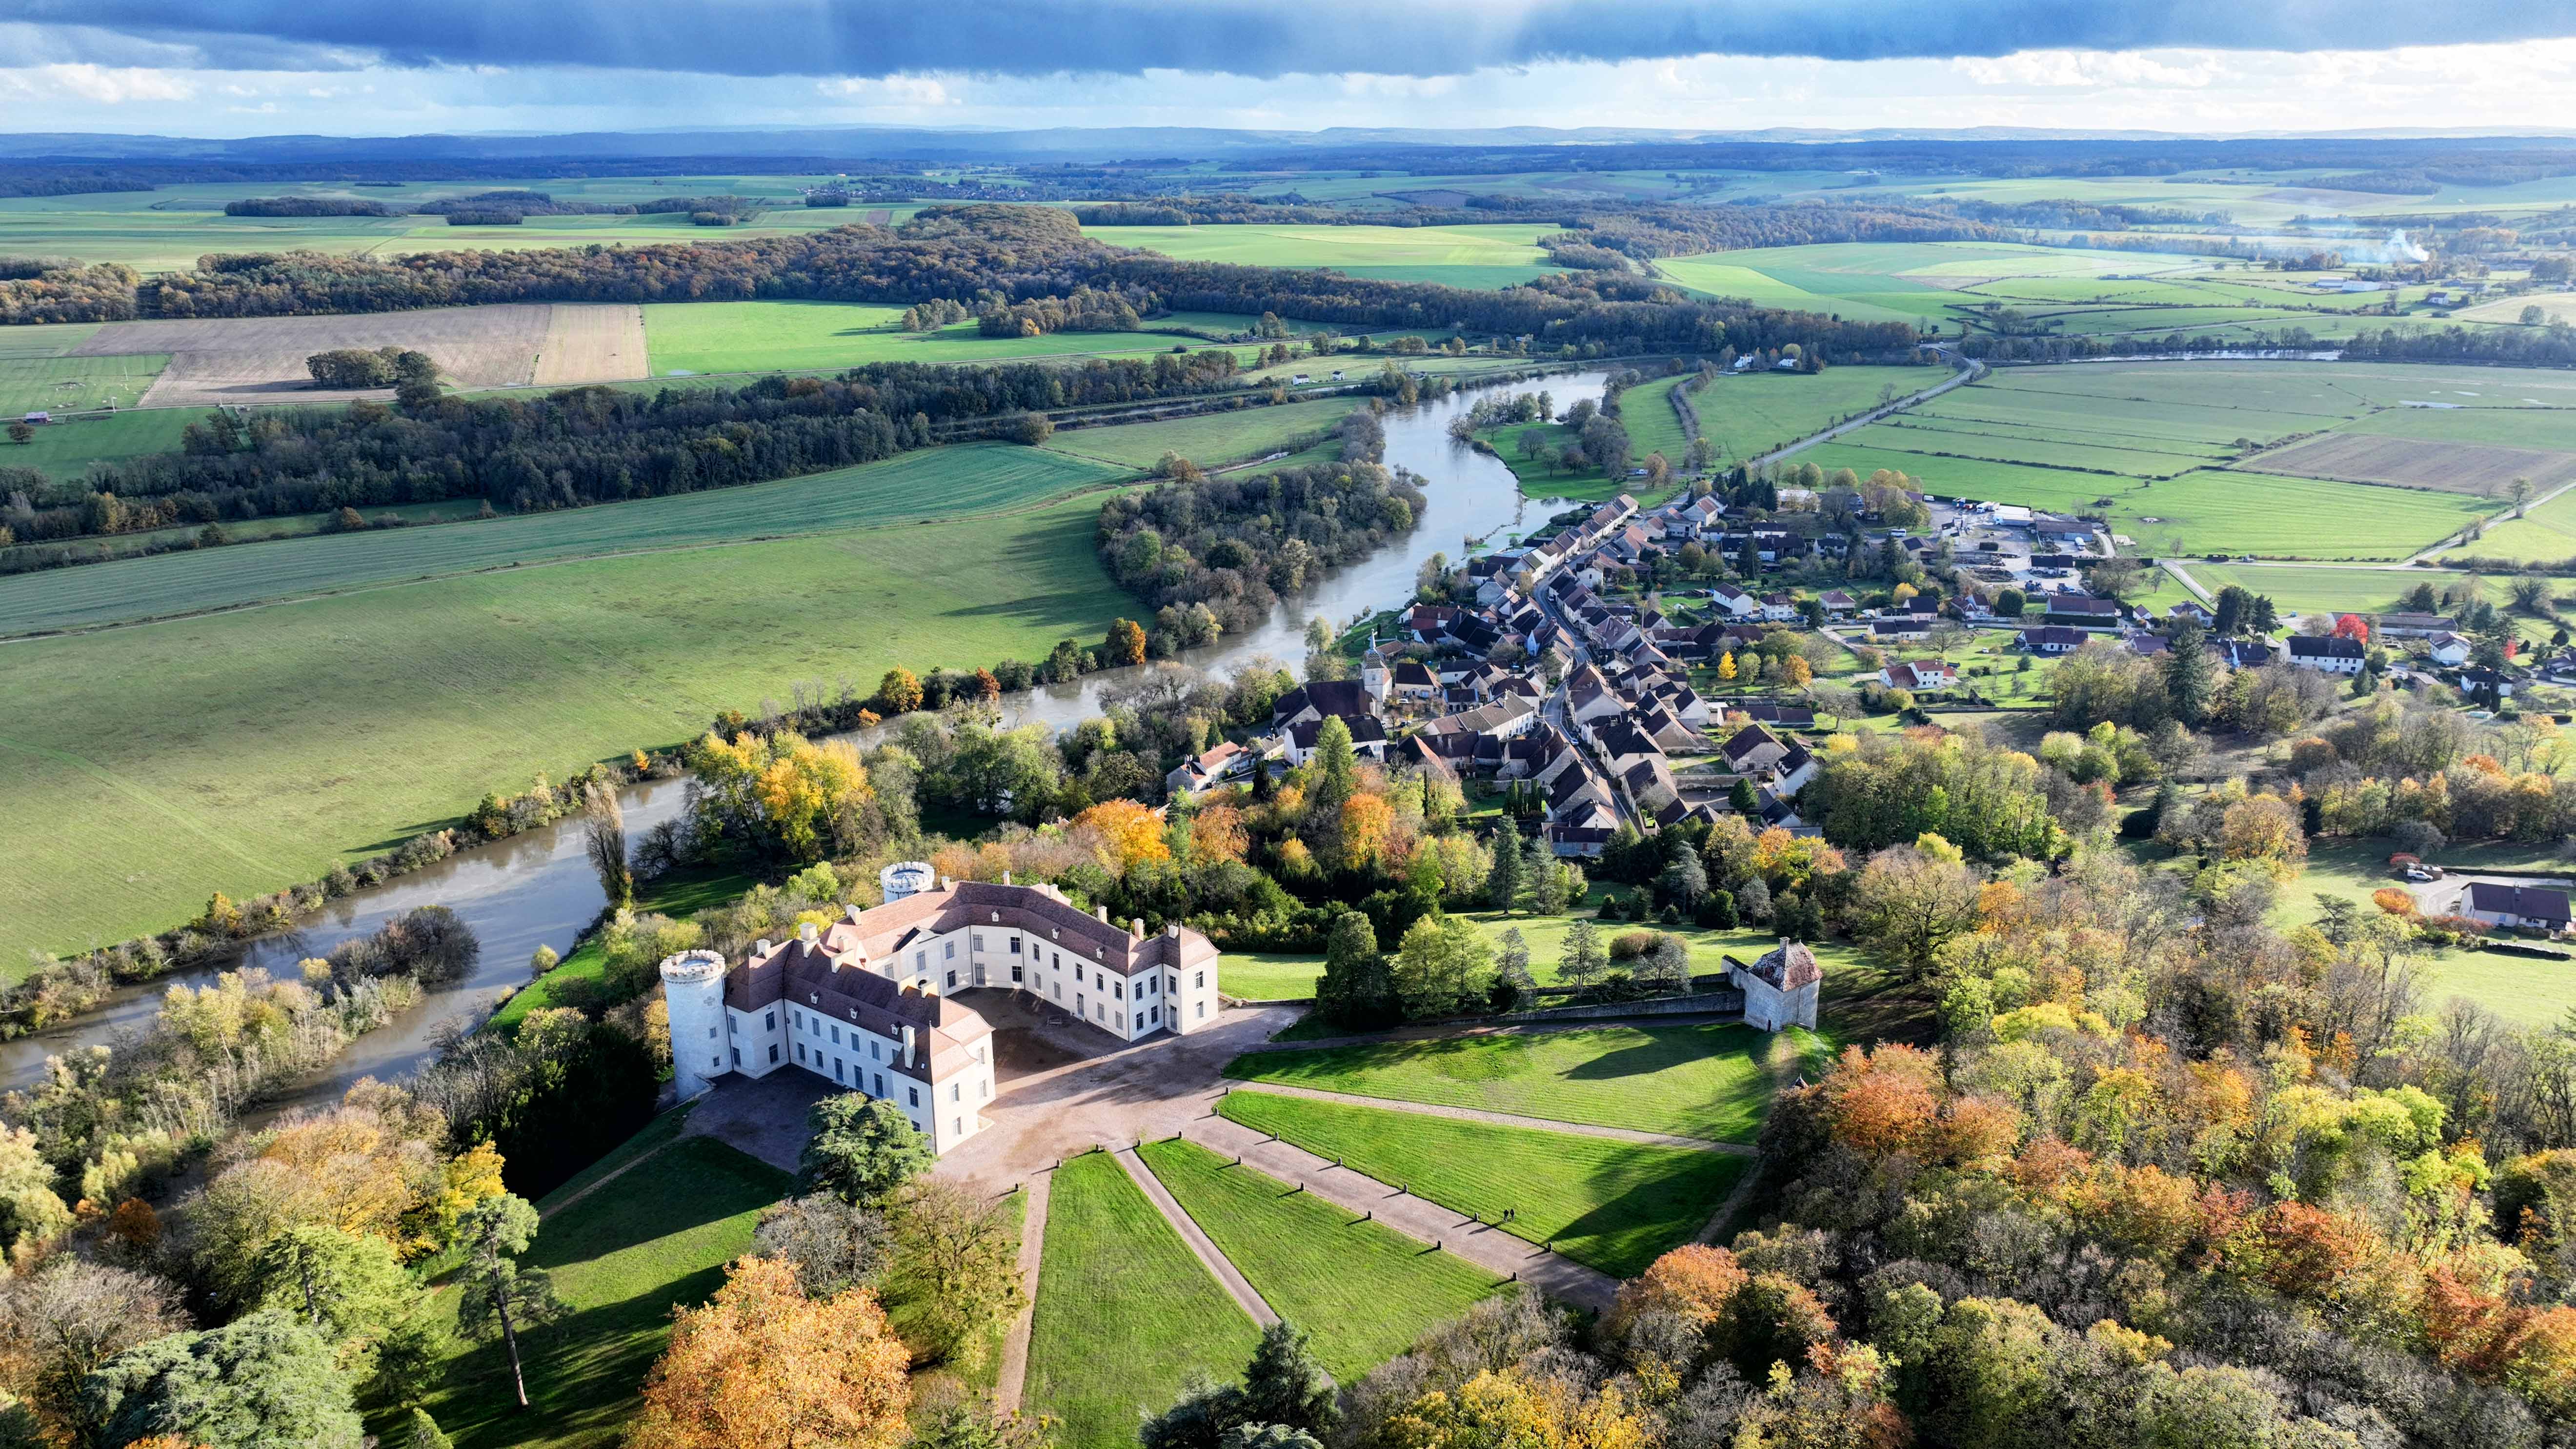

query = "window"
[1052,951,1061,969]
[1052,984,1062,1000]
[1075,964,1086,984]
[908,1087,920,1107]
[980,1077,989,1098]
[914,950,926,969]
[706,1026,717,1039]
[726,1016,736,1034]
[768,1044,780,1064]
[1195,971,1205,989]
[1113,981,1124,1000]
[1151,1006,1160,1025]
[711,1054,722,1069]
[765,1011,776,1031]
[1116,1012,1125,1029]
[1012,963,1024,983]
[974,933,985,950]
[830,1025,841,1045]
[731,1047,741,1066]
[834,1060,845,1083]
[945,941,955,959]
[946,969,958,989]
[954,1117,963,1136]
[950,1083,960,1103]
[874,1073,886,1095]
[1009,937,1023,954]
[796,1044,805,1063]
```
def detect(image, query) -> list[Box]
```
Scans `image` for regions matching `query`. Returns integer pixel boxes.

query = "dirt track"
[73,305,639,407]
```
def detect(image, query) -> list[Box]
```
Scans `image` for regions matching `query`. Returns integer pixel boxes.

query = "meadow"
[1099,223,1564,288]
[0,353,169,414]
[1694,364,1937,463]
[420,1121,791,1449]
[0,486,1137,969]
[1026,1151,1263,1449]
[0,443,1124,636]
[1215,1091,1745,1278]
[638,301,1286,376]
[1225,1020,1776,1142]
[1138,1139,1505,1382]
[0,406,193,479]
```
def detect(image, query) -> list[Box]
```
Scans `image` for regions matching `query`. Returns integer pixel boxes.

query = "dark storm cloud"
[21,0,2576,78]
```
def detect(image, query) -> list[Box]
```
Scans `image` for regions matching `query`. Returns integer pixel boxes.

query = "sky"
[5,3,2576,139]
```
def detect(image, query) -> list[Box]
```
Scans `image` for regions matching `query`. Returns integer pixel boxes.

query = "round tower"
[659,949,729,1101]
[880,860,935,904]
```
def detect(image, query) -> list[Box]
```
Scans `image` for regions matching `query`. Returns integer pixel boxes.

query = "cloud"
[25,0,2576,80]
[4,63,196,102]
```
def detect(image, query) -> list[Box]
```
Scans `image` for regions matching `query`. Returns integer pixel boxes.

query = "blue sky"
[3,3,2576,138]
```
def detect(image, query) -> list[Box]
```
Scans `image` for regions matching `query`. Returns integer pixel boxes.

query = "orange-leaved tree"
[630,1255,910,1449]
[1075,799,1171,872]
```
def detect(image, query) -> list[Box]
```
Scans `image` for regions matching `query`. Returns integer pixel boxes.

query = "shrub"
[2372,887,2419,916]
[1609,930,1659,961]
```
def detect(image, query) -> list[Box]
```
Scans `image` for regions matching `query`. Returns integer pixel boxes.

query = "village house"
[1717,722,1818,795]
[2463,881,2574,934]
[1164,741,1250,798]
[2018,624,2087,655]
[1880,659,1956,693]
[2286,634,2365,674]
[661,871,1222,1153]
[2044,594,2122,628]
[2376,612,2459,639]
[2428,632,2474,667]
[1285,713,1389,765]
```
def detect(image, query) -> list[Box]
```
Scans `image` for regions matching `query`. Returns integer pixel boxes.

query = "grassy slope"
[0,443,1123,636]
[1688,366,1934,464]
[1219,952,1329,1001]
[422,1132,790,1449]
[1139,1138,1503,1382]
[1042,398,1357,471]
[488,865,758,1035]
[1224,1021,1774,1143]
[1216,1091,1745,1278]
[1026,1151,1263,1449]
[0,488,1133,970]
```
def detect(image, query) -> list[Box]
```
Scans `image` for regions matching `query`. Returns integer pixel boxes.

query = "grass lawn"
[1220,952,1328,1001]
[0,487,1136,974]
[2412,950,2576,1030]
[0,406,193,478]
[1689,365,1940,464]
[1104,223,1561,287]
[1226,1020,1775,1143]
[1042,398,1356,471]
[1139,1139,1502,1381]
[419,1131,791,1449]
[0,353,168,413]
[1216,1091,1746,1278]
[1026,1151,1263,1449]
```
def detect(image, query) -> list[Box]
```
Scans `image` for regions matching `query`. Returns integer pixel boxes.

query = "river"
[0,367,1614,1102]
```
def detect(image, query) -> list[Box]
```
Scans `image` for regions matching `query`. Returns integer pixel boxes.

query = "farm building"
[1726,939,1821,1031]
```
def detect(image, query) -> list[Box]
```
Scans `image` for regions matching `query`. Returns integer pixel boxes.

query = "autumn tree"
[582,779,632,912]
[878,668,926,716]
[1076,799,1172,871]
[685,730,873,863]
[0,1259,186,1440]
[451,1195,566,1411]
[629,1255,910,1449]
[1106,618,1149,667]
[1191,804,1248,865]
[1848,842,1981,977]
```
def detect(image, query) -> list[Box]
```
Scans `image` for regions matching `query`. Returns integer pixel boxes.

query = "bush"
[1609,931,1659,961]
[1695,890,1739,929]
[2389,819,2447,858]
[2372,887,2418,916]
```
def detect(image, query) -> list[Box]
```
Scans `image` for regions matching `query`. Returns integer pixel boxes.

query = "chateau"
[662,866,1224,1153]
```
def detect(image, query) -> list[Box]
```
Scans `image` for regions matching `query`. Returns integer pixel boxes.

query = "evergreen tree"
[2163,620,2217,725]
[1314,910,1397,1028]
[83,1310,361,1449]
[1241,1321,1337,1433]
[452,1195,568,1411]
[1658,844,1709,911]
[1484,825,1524,913]
[1521,834,1551,913]
[1493,928,1535,1006]
[796,1096,934,1206]
[397,1407,454,1449]
[2249,594,2280,634]
[1559,918,1608,986]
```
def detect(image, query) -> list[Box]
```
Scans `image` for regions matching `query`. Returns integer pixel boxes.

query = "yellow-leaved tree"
[1075,799,1172,872]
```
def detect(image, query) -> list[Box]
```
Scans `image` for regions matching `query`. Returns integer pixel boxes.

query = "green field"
[0,406,194,479]
[1027,1151,1263,1449]
[1100,223,1562,288]
[1693,365,1935,464]
[1138,1139,1503,1382]
[1216,1092,1741,1278]
[2449,487,2576,564]
[0,486,1136,971]
[0,443,1123,636]
[0,354,167,413]
[422,1124,790,1449]
[1042,398,1357,471]
[1227,1021,1774,1142]
[639,301,1285,376]
[1804,362,2576,560]
[0,178,873,273]
[2183,562,2427,618]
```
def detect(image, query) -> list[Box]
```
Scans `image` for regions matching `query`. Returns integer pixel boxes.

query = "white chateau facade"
[663,865,1224,1153]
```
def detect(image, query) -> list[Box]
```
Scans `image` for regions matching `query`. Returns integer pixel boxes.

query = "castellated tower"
[880,860,935,904]
[659,949,729,1101]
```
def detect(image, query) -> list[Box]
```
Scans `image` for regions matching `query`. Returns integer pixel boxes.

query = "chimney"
[1131,918,1145,940]
[753,938,773,958]
[901,1024,917,1068]
[1096,906,1108,923]
[1165,922,1181,939]
[798,922,820,947]
[939,875,953,890]
[1002,870,1012,886]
